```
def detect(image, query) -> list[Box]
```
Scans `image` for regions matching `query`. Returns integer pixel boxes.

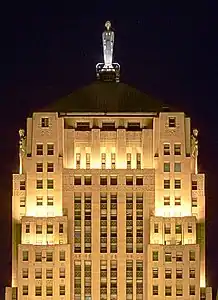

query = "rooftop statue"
[102,21,114,67]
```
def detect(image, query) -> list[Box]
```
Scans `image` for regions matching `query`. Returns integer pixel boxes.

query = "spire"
[96,21,120,82]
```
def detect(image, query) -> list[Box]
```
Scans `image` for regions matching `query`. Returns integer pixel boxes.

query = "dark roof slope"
[41,81,172,113]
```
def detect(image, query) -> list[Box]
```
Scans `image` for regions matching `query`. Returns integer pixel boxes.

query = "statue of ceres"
[102,21,114,67]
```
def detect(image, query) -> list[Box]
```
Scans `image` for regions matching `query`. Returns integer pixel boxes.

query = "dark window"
[59,223,64,234]
[127,122,141,131]
[110,176,117,185]
[41,117,49,127]
[101,122,116,131]
[20,180,26,190]
[74,176,81,185]
[168,117,176,128]
[100,176,107,185]
[47,179,54,189]
[126,176,133,185]
[136,177,143,185]
[164,180,170,189]
[47,144,54,155]
[47,163,54,172]
[84,176,92,185]
[36,144,43,155]
[164,144,170,155]
[76,122,90,131]
[36,163,43,172]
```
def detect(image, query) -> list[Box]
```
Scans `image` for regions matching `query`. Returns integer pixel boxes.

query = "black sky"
[0,2,218,298]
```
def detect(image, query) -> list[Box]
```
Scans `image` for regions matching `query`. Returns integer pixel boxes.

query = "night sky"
[0,2,218,298]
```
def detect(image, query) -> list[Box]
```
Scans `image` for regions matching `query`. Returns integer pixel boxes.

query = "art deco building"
[5,22,212,300]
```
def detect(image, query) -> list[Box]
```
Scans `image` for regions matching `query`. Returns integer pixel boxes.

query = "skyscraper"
[5,21,212,300]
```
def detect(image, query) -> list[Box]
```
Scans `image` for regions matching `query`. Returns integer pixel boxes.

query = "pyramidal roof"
[41,81,172,114]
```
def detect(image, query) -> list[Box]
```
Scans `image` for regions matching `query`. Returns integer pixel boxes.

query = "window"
[165,268,172,279]
[20,180,26,190]
[47,224,53,234]
[22,285,28,296]
[174,162,181,172]
[47,179,54,189]
[47,162,54,172]
[76,153,81,169]
[76,122,90,130]
[188,223,193,233]
[100,176,107,185]
[22,250,28,261]
[59,267,65,278]
[136,153,141,169]
[60,285,65,296]
[36,179,43,189]
[164,196,170,206]
[164,162,170,172]
[86,153,91,169]
[36,196,43,206]
[59,223,64,234]
[192,197,197,207]
[189,250,195,261]
[192,180,197,190]
[176,268,183,279]
[110,176,117,185]
[41,117,49,127]
[175,179,181,189]
[153,285,158,296]
[152,251,158,261]
[189,285,195,296]
[176,251,183,262]
[102,122,115,130]
[35,251,42,262]
[46,286,53,296]
[22,268,28,278]
[164,180,170,189]
[165,286,172,296]
[46,268,53,279]
[126,176,133,185]
[20,197,26,207]
[111,153,116,169]
[47,144,54,155]
[175,196,181,206]
[25,224,30,233]
[36,144,43,155]
[35,268,42,279]
[36,163,43,172]
[165,252,172,262]
[60,250,65,261]
[74,176,81,185]
[164,143,170,155]
[35,286,42,296]
[136,176,143,185]
[176,285,183,296]
[169,117,176,128]
[47,196,53,206]
[127,153,131,169]
[154,223,159,233]
[84,176,92,185]
[46,251,53,262]
[36,225,42,234]
[174,144,181,155]
[176,224,182,234]
[189,268,195,278]
[127,122,140,130]
[164,223,171,234]
[101,153,106,169]
[152,268,158,278]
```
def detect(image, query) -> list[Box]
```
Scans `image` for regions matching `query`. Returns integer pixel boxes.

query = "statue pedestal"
[96,63,120,82]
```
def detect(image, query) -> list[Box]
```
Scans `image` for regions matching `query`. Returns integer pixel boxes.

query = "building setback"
[5,21,212,300]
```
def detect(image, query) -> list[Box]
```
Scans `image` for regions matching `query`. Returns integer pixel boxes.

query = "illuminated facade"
[5,21,212,300]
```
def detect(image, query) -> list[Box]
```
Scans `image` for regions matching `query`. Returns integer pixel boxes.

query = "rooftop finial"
[96,21,120,82]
